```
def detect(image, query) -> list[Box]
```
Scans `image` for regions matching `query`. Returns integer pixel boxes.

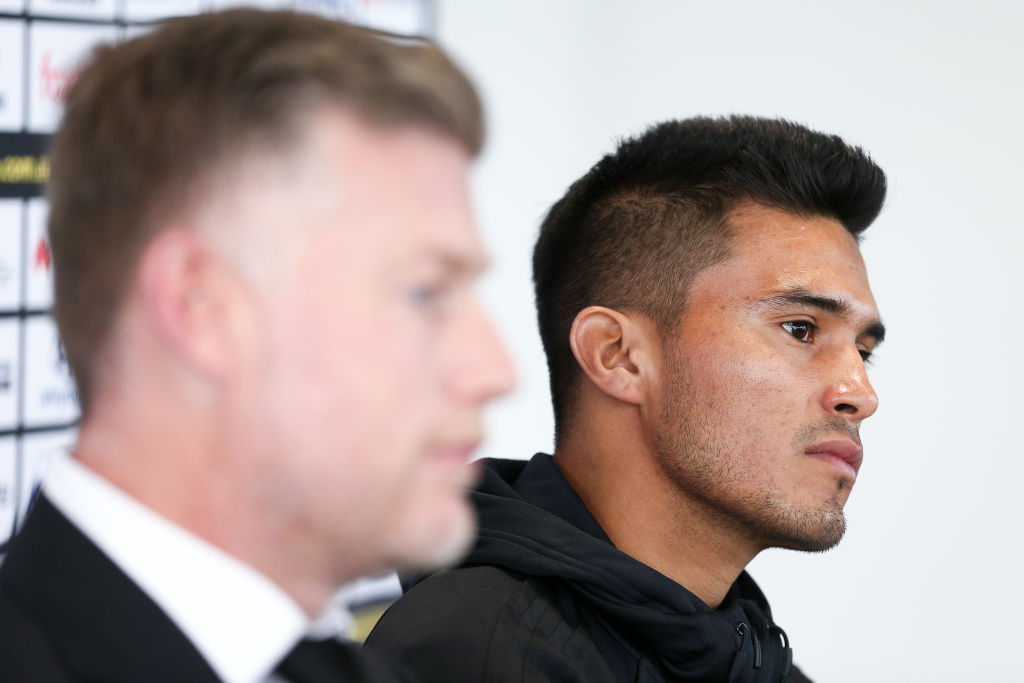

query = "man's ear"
[569,306,653,406]
[136,229,254,381]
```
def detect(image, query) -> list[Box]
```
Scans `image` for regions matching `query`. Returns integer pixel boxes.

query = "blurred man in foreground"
[0,10,512,681]
[368,117,886,682]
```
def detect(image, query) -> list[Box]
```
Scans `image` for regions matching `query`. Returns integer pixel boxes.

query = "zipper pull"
[728,623,749,682]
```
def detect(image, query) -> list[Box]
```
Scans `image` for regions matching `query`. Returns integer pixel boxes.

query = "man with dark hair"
[367,116,886,682]
[0,9,513,681]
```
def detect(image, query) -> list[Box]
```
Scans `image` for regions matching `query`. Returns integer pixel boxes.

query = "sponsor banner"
[22,315,77,427]
[120,22,150,41]
[207,0,293,9]
[339,571,403,609]
[0,133,48,198]
[0,21,24,133]
[292,0,342,19]
[0,437,14,547]
[29,0,116,21]
[23,198,50,310]
[346,0,428,36]
[122,0,204,22]
[0,319,18,431]
[28,21,117,134]
[0,200,21,310]
[16,428,74,526]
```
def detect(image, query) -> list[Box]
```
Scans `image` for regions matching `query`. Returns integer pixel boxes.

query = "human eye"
[409,282,444,307]
[781,320,817,343]
[407,274,461,318]
[858,347,874,365]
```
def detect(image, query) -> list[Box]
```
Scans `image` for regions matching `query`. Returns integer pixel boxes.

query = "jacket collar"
[0,496,222,683]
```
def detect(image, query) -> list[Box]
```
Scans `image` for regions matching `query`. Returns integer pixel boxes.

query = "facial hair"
[653,360,858,553]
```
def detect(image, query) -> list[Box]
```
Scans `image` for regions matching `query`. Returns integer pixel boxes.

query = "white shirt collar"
[43,450,309,683]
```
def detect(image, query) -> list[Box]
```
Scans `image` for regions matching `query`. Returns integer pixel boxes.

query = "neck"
[553,402,760,608]
[73,396,339,618]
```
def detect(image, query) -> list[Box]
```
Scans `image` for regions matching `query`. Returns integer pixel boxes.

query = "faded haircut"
[532,116,887,438]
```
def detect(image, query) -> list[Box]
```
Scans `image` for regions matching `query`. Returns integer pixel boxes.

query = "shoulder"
[366,565,626,683]
[365,565,525,681]
[0,572,75,680]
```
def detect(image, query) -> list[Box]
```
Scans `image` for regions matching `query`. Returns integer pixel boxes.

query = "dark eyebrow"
[757,289,886,344]
[864,320,886,344]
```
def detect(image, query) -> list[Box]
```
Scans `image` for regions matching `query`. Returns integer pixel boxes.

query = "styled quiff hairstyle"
[47,9,483,413]
[533,116,887,436]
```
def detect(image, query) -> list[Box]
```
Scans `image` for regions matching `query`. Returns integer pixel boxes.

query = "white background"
[439,2,1024,681]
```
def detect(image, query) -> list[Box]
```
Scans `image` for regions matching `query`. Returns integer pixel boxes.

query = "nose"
[821,346,879,421]
[448,299,516,404]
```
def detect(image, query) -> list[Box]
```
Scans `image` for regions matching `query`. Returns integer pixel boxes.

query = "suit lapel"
[1,496,222,683]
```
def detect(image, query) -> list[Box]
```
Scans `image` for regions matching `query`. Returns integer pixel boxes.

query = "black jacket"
[367,454,812,682]
[0,494,404,682]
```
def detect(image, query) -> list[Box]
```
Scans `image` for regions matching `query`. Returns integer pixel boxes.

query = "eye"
[781,320,816,343]
[409,284,442,306]
[408,279,459,319]
[859,348,874,365]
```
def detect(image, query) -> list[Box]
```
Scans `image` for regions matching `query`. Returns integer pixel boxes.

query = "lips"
[805,438,863,481]
[429,439,482,465]
[428,441,484,487]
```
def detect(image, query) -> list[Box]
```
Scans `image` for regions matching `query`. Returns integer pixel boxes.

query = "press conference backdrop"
[0,0,433,556]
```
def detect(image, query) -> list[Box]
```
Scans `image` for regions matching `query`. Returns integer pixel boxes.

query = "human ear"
[568,306,650,406]
[136,229,254,381]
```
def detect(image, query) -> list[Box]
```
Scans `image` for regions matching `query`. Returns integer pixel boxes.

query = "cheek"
[680,341,807,454]
[684,338,789,409]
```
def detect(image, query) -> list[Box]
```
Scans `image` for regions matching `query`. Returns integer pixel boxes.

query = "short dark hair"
[532,116,887,436]
[48,9,483,414]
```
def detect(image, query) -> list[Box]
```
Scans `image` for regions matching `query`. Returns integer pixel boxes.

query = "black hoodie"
[366,454,812,682]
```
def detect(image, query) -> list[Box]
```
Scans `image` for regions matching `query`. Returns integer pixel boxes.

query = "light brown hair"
[47,9,484,413]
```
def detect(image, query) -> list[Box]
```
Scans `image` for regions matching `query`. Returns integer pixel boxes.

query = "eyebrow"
[413,248,491,282]
[758,288,886,343]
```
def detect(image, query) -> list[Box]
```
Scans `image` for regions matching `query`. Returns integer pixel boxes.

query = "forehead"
[687,203,878,317]
[297,107,482,255]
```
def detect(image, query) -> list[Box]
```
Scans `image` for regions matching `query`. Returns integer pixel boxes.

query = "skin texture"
[556,202,881,608]
[75,107,515,616]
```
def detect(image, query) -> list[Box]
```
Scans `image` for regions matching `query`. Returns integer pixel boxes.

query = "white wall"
[438,2,1024,680]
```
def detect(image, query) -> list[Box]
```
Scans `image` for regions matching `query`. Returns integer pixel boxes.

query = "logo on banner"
[40,53,83,106]
[34,237,50,273]
[0,153,49,188]
[55,340,68,373]
[43,338,75,408]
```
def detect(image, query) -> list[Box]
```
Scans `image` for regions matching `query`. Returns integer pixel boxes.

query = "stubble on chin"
[654,382,854,554]
[745,488,847,553]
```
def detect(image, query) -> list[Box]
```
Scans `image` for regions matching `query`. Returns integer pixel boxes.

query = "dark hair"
[532,116,887,436]
[47,9,483,413]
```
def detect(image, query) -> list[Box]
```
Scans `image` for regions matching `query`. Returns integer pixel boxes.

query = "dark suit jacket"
[0,495,410,682]
[0,494,223,681]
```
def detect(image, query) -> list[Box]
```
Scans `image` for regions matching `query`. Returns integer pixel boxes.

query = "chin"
[391,500,476,571]
[750,497,848,553]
